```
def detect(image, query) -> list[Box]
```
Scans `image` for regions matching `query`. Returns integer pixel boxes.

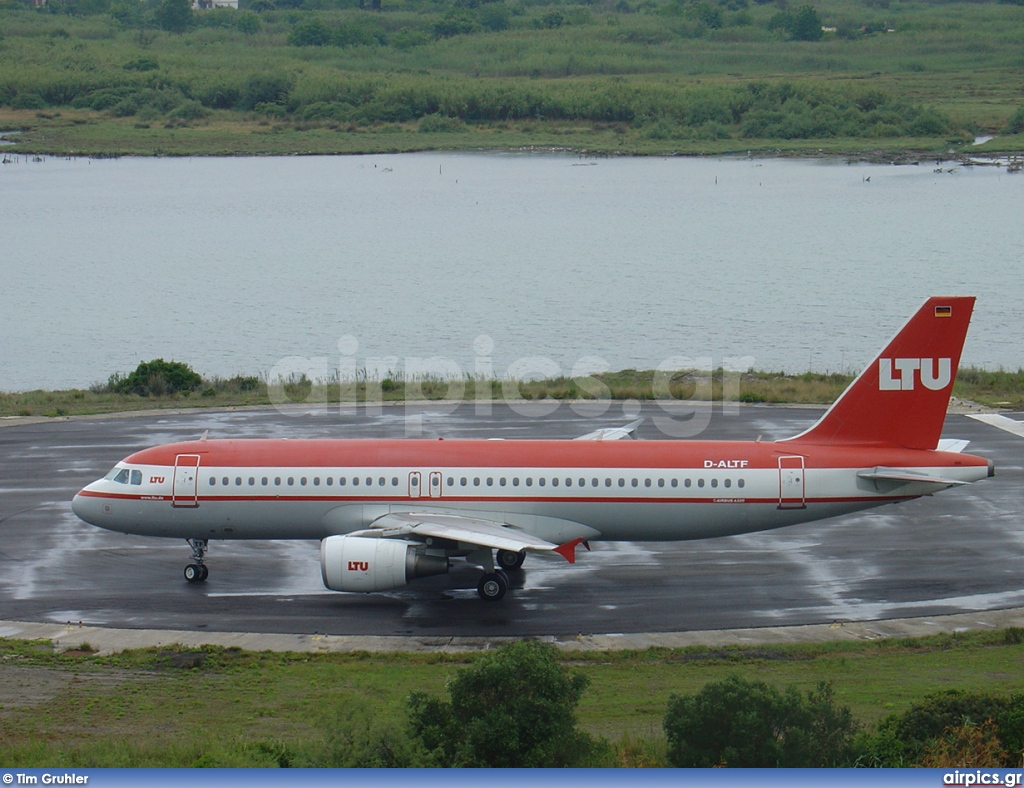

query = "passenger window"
[499,478,506,486]
[684,478,691,488]
[275,477,281,486]
[487,477,493,486]
[365,477,372,486]
[724,478,731,488]
[631,479,638,488]
[671,478,678,488]
[300,477,307,486]
[526,478,533,487]
[461,477,468,486]
[353,477,359,486]
[738,479,745,488]
[340,478,347,486]
[618,479,625,487]
[222,477,229,486]
[392,477,399,486]
[605,478,612,487]
[287,477,294,486]
[379,477,386,486]
[447,477,454,487]
[209,477,216,486]
[313,477,320,486]
[550,478,557,487]
[262,477,269,486]
[474,477,481,486]
[235,477,242,486]
[711,478,718,488]
[326,477,332,486]
[697,478,705,488]
[512,478,519,487]
[658,478,664,488]
[249,477,255,486]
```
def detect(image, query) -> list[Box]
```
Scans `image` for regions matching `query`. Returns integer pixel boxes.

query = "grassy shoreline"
[3,107,1024,160]
[2,629,1024,766]
[2,365,1022,419]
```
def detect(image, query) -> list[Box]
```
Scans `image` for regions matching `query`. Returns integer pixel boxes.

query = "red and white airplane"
[72,297,993,601]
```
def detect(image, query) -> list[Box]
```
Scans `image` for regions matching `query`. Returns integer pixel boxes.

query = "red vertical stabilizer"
[782,296,975,450]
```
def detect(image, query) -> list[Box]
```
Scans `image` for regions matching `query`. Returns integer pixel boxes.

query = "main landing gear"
[475,549,526,601]
[184,538,209,583]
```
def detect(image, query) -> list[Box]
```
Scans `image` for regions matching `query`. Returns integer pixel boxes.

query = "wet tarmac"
[1,401,1021,640]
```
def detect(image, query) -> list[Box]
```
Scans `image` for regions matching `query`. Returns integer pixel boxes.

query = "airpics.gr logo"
[878,358,952,391]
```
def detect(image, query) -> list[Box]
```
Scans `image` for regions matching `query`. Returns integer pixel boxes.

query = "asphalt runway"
[1,401,1022,638]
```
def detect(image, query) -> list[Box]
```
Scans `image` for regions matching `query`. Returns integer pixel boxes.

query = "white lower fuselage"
[72,439,992,545]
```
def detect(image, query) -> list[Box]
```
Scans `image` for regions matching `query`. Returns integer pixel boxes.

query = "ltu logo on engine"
[347,561,369,571]
[878,358,951,391]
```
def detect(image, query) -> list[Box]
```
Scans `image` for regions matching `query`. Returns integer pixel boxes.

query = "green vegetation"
[664,675,857,767]
[408,640,605,766]
[2,631,1024,767]
[1,0,1024,156]
[3,362,1023,418]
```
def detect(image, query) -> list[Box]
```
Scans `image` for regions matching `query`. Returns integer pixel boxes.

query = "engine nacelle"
[320,535,448,592]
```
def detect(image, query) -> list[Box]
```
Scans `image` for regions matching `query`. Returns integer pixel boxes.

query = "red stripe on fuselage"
[123,439,987,472]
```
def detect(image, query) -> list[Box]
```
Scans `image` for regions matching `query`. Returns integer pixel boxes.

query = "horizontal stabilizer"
[936,439,970,453]
[857,467,967,487]
[575,419,643,441]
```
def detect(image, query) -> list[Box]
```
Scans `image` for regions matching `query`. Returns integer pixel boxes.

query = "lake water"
[1,152,1021,392]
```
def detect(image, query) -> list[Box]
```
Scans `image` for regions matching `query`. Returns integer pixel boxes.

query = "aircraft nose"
[72,490,101,526]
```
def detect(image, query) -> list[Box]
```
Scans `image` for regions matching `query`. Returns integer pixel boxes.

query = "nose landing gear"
[184,538,209,583]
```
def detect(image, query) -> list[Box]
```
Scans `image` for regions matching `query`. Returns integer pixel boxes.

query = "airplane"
[72,296,993,601]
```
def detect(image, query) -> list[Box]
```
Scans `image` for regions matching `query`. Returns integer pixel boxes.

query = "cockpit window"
[108,468,143,485]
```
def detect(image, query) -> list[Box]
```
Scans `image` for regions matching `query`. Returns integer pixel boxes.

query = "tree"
[154,0,194,33]
[407,641,606,767]
[664,676,858,767]
[288,19,331,46]
[789,5,823,41]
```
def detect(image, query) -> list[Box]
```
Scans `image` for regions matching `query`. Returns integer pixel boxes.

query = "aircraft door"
[408,471,422,498]
[778,455,806,509]
[172,454,201,508]
[428,471,443,498]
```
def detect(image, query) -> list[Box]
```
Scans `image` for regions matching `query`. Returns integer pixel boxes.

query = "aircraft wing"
[574,418,643,441]
[350,512,584,563]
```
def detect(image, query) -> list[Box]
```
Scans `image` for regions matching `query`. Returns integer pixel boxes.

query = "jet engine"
[320,535,448,592]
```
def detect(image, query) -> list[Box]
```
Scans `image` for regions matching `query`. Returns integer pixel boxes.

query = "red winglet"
[553,538,584,564]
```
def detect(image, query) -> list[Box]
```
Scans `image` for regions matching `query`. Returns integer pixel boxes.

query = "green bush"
[408,641,609,767]
[1004,106,1024,135]
[664,676,858,767]
[860,691,1024,767]
[109,359,203,396]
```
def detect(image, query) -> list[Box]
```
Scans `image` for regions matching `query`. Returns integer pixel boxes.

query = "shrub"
[288,19,330,46]
[862,691,1024,767]
[664,676,858,767]
[408,641,608,767]
[1004,106,1024,135]
[109,359,203,396]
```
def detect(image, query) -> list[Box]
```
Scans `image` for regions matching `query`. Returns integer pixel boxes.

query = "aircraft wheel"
[496,549,526,571]
[184,564,202,583]
[198,564,209,582]
[477,572,508,601]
